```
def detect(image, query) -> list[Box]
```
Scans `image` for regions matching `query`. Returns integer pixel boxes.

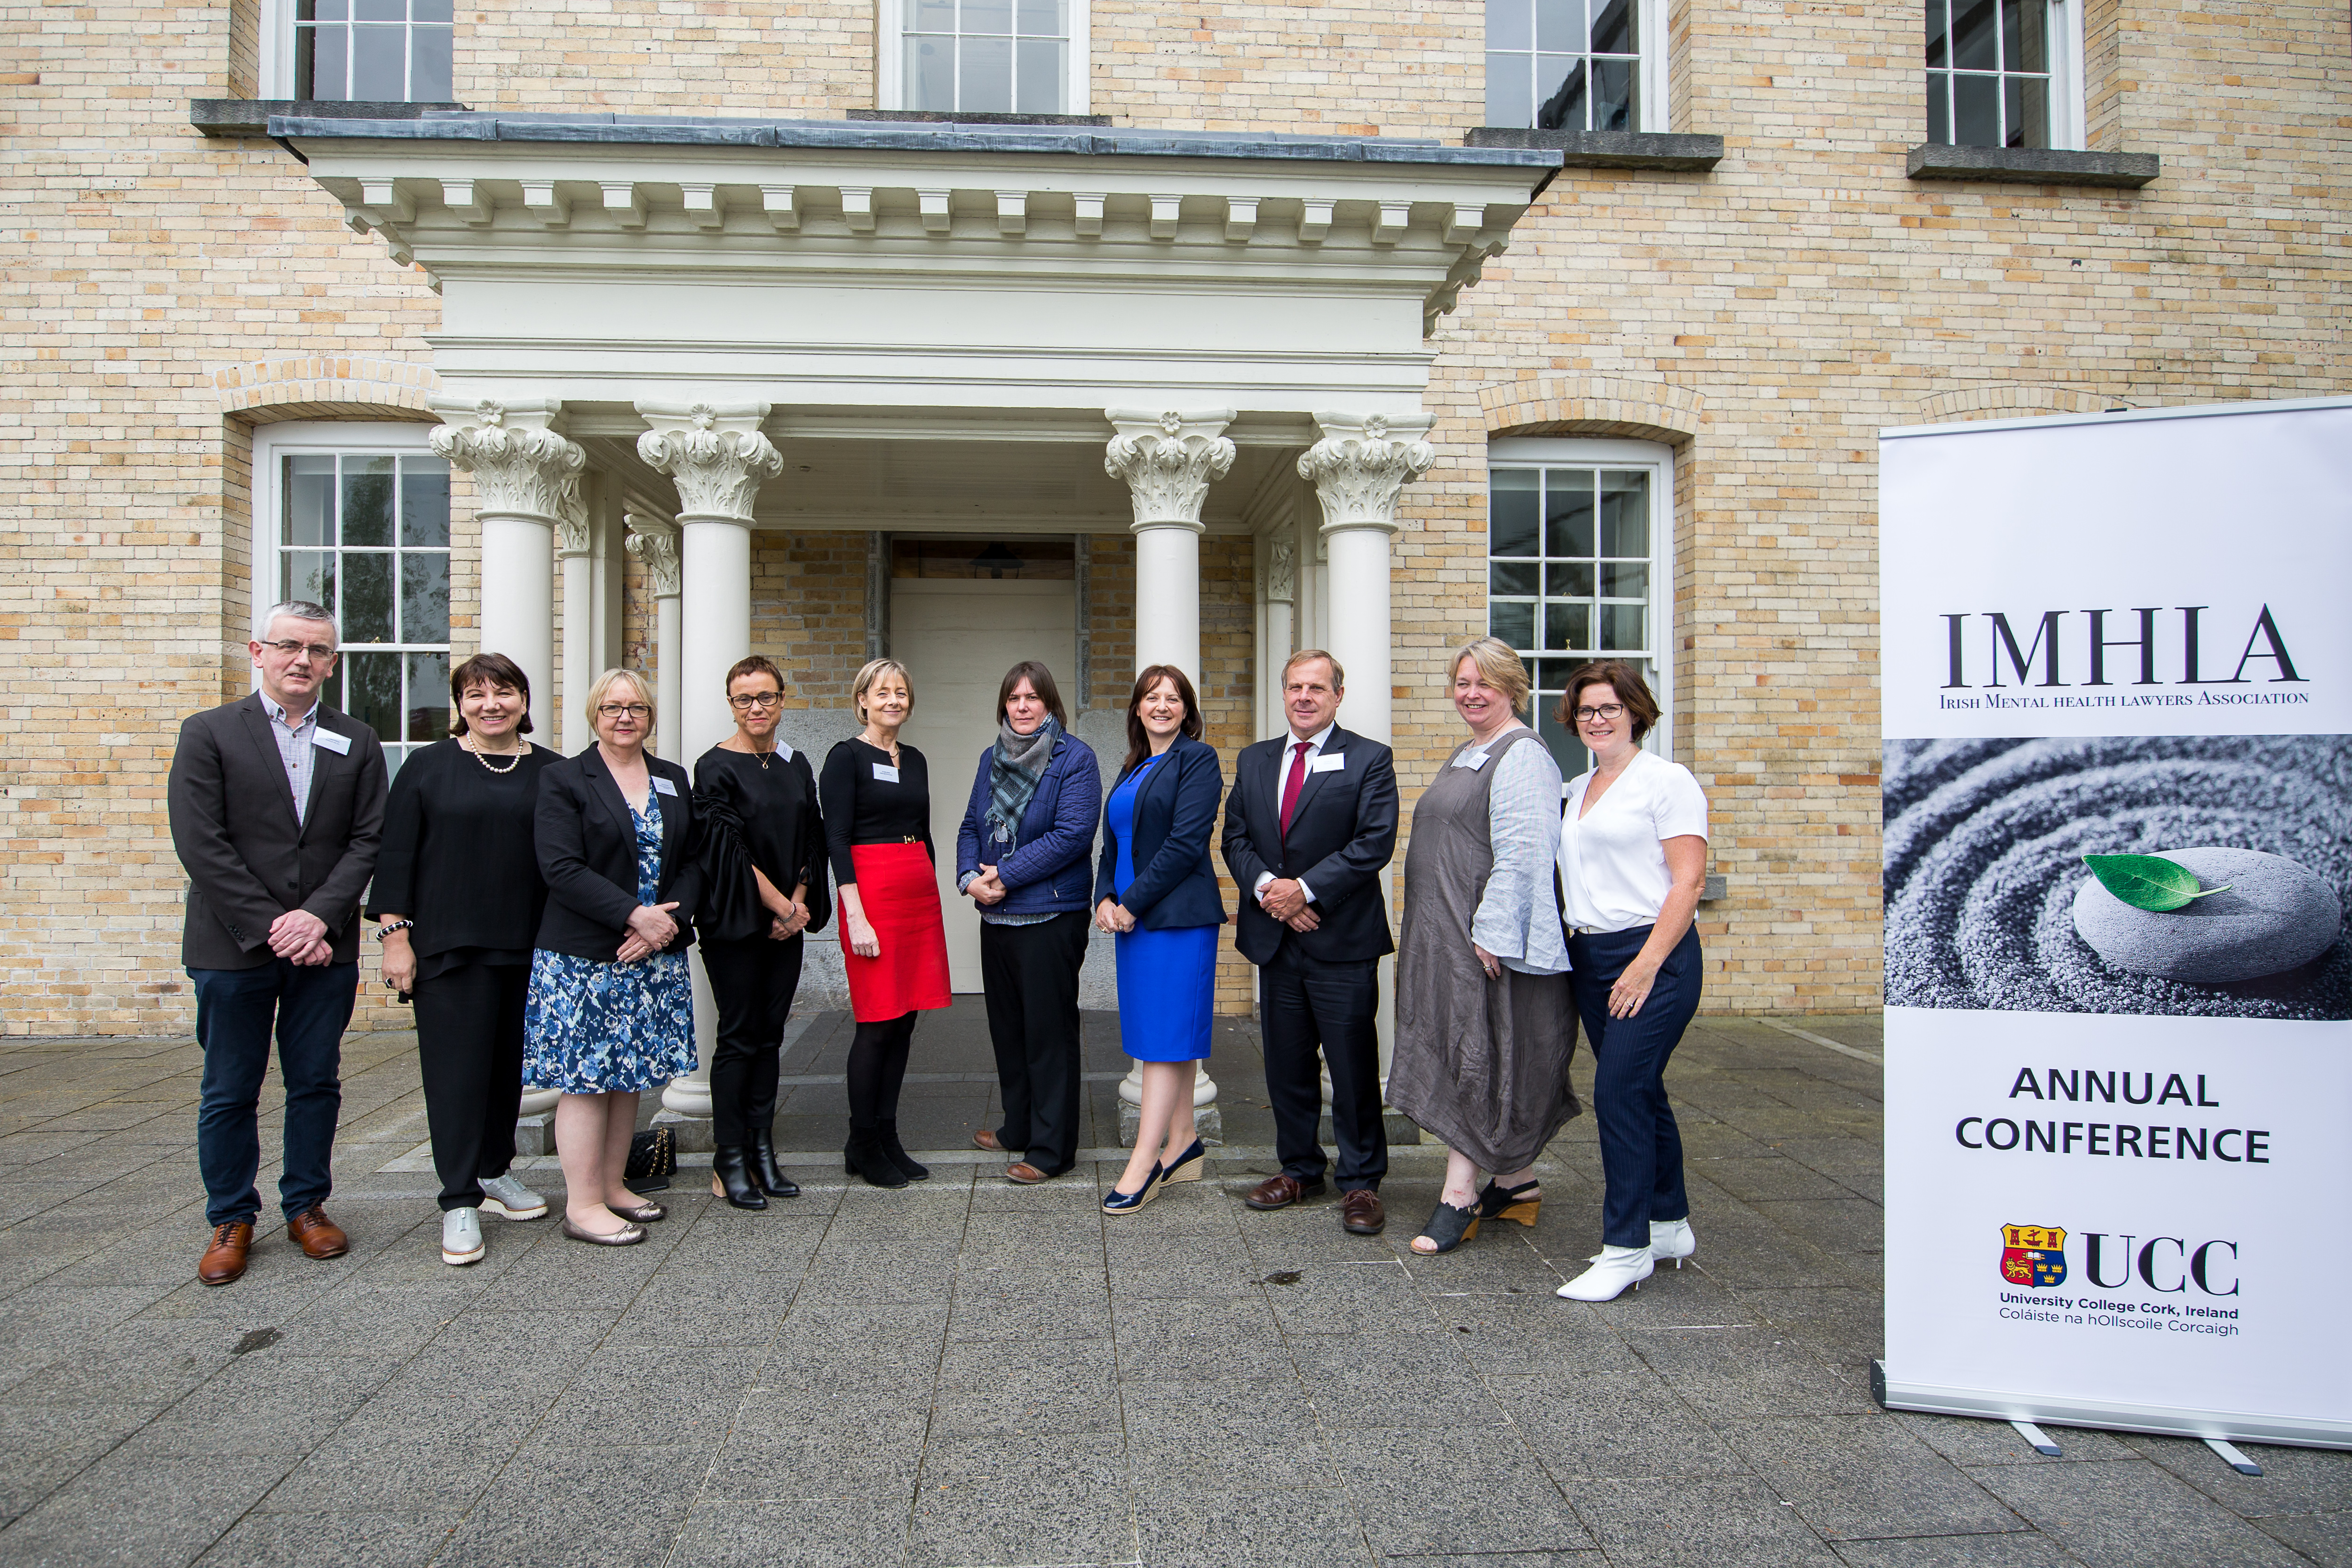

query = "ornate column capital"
[1297,411,1436,535]
[623,513,682,598]
[634,401,782,523]
[428,397,586,529]
[1263,528,1297,605]
[1103,407,1237,534]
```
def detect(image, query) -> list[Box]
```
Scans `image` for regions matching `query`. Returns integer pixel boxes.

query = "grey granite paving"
[0,1004,2340,1567]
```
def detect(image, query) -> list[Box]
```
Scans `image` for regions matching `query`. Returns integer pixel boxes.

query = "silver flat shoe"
[608,1200,666,1224]
[562,1216,646,1246]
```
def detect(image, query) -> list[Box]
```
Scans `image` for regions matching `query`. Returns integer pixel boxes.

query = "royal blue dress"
[1108,756,1218,1064]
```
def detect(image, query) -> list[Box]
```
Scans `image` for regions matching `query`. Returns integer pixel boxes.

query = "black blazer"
[167,694,387,970]
[532,746,703,960]
[1220,724,1398,965]
[1094,732,1229,931]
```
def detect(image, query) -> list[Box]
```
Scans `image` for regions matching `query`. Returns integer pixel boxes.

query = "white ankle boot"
[1557,1243,1655,1301]
[1649,1218,1696,1266]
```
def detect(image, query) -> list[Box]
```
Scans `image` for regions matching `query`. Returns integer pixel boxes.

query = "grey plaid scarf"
[984,716,1059,846]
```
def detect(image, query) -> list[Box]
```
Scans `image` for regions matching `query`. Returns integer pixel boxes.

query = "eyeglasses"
[596,703,652,719]
[258,639,336,661]
[1573,703,1628,724]
[728,692,784,710]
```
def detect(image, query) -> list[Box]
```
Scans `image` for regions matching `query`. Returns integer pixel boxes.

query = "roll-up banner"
[1877,397,2352,1449]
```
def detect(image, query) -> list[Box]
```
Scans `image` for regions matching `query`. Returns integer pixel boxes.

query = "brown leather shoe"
[1004,1162,1051,1185]
[1242,1173,1326,1210]
[285,1205,349,1260]
[1340,1189,1386,1236]
[198,1221,253,1286]
[972,1129,1007,1154]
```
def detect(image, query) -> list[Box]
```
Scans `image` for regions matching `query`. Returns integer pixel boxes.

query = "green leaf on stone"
[2081,854,2232,913]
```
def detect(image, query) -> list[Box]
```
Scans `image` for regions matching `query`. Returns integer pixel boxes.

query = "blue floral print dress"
[524,794,697,1093]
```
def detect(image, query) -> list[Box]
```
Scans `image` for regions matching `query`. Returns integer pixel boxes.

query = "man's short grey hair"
[254,601,338,645]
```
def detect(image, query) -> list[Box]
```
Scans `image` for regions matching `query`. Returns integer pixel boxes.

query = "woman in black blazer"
[525,669,703,1247]
[1094,664,1227,1214]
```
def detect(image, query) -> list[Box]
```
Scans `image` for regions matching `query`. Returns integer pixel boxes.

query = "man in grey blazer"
[167,600,386,1285]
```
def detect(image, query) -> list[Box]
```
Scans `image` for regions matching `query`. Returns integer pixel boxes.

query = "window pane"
[343,651,402,743]
[349,24,407,98]
[1491,601,1535,651]
[912,0,954,28]
[1602,562,1649,599]
[1016,0,1064,34]
[1591,57,1636,132]
[1589,0,1635,54]
[1016,38,1065,113]
[411,24,453,100]
[2012,0,2045,69]
[1491,562,1538,596]
[412,0,452,19]
[960,36,1013,111]
[342,455,395,546]
[1924,0,1947,66]
[1535,0,1579,50]
[1536,55,1585,130]
[283,550,336,613]
[1538,657,1582,691]
[1543,470,1595,557]
[2007,76,2047,146]
[1600,470,1649,555]
[963,0,1013,34]
[1599,603,1645,649]
[342,552,396,643]
[285,455,334,545]
[1544,601,1590,652]
[1487,0,1531,51]
[297,23,345,99]
[1490,471,1540,556]
[405,651,450,742]
[908,36,953,109]
[352,0,401,20]
[1486,53,1533,128]
[1927,71,1950,142]
[401,551,450,644]
[298,0,348,19]
[1539,703,1587,779]
[1546,561,1595,598]
[1951,0,1995,69]
[1953,72,1998,145]
[399,456,449,547]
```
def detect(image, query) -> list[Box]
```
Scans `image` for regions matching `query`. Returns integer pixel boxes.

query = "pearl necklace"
[463,735,529,774]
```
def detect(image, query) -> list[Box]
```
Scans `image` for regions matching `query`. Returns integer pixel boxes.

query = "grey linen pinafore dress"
[1388,729,1581,1171]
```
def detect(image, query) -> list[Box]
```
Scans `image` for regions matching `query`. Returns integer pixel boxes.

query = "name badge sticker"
[874,763,901,783]
[1453,750,1490,771]
[651,776,678,797]
[1309,752,1345,774]
[310,729,351,756]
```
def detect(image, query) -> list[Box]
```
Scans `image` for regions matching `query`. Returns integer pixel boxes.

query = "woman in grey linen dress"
[1388,638,1578,1255]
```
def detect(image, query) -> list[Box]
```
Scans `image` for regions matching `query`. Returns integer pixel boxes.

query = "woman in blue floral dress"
[527,669,701,1246]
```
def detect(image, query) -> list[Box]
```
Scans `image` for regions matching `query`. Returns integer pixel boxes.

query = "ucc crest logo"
[2000,1224,2068,1288]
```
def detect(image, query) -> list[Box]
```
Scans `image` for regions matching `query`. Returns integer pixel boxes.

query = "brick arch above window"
[215,357,442,424]
[1915,383,2112,424]
[1479,375,1704,446]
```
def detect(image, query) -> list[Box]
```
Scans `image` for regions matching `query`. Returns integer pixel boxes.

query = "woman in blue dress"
[526,669,701,1246]
[1094,664,1227,1214]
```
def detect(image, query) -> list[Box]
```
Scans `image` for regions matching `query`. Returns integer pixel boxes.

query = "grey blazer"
[167,693,388,971]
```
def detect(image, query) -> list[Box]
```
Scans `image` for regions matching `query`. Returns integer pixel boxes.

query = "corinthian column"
[636,403,782,1136]
[623,515,682,763]
[429,398,584,739]
[1297,411,1434,747]
[1103,408,1235,683]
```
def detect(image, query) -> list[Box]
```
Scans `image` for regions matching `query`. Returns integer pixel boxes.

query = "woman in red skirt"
[819,657,952,1187]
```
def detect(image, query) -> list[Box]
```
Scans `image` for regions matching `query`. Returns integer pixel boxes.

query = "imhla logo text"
[1939,605,2303,689]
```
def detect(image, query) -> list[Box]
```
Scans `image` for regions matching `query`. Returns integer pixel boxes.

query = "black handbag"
[623,1126,677,1191]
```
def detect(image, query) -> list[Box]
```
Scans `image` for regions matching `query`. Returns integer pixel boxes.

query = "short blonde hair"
[1448,637,1531,714]
[583,667,656,736]
[851,657,914,723]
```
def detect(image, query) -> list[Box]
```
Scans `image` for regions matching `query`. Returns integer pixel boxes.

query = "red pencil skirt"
[841,842,952,1023]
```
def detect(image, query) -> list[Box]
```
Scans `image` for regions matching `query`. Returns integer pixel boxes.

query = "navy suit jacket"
[1094,733,1228,931]
[1220,724,1398,965]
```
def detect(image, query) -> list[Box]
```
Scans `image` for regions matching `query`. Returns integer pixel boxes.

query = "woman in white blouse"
[1553,659,1709,1302]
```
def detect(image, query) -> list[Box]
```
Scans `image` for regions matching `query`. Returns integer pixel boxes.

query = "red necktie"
[1279,740,1311,838]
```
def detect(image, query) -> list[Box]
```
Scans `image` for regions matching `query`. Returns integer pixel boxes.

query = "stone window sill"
[1462,127,1724,172]
[849,109,1112,127]
[190,99,466,137]
[1906,143,2159,188]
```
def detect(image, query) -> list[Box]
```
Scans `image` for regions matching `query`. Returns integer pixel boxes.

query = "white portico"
[279,111,1554,1133]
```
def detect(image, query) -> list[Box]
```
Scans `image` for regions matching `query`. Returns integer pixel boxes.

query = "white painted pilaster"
[1103,408,1235,684]
[1297,411,1435,748]
[623,515,682,761]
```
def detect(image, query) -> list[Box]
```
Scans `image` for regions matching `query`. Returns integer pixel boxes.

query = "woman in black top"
[693,654,829,1210]
[819,657,951,1188]
[366,653,559,1267]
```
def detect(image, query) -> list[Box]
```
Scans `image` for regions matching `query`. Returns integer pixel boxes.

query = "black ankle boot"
[877,1119,930,1181]
[844,1128,908,1189]
[749,1129,798,1198]
[711,1145,767,1210]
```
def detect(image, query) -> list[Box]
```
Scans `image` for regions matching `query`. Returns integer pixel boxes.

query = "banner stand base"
[1873,1361,2352,1452]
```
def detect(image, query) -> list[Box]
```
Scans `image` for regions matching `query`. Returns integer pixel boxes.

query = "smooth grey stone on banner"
[2071,846,2344,983]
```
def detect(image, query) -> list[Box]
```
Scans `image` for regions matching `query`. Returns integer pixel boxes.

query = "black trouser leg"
[1308,957,1387,1193]
[704,935,804,1146]
[979,911,1089,1174]
[411,962,527,1212]
[978,921,1033,1151]
[1259,951,1329,1185]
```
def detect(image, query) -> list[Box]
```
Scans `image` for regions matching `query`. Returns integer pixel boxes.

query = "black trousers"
[978,910,1090,1175]
[409,961,528,1213]
[1260,945,1387,1191]
[700,934,806,1146]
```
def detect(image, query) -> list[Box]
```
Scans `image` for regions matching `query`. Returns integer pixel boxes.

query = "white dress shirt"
[1255,721,1335,906]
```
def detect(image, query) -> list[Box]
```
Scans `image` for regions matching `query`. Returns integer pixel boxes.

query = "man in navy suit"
[167,601,386,1286]
[1220,651,1399,1235]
